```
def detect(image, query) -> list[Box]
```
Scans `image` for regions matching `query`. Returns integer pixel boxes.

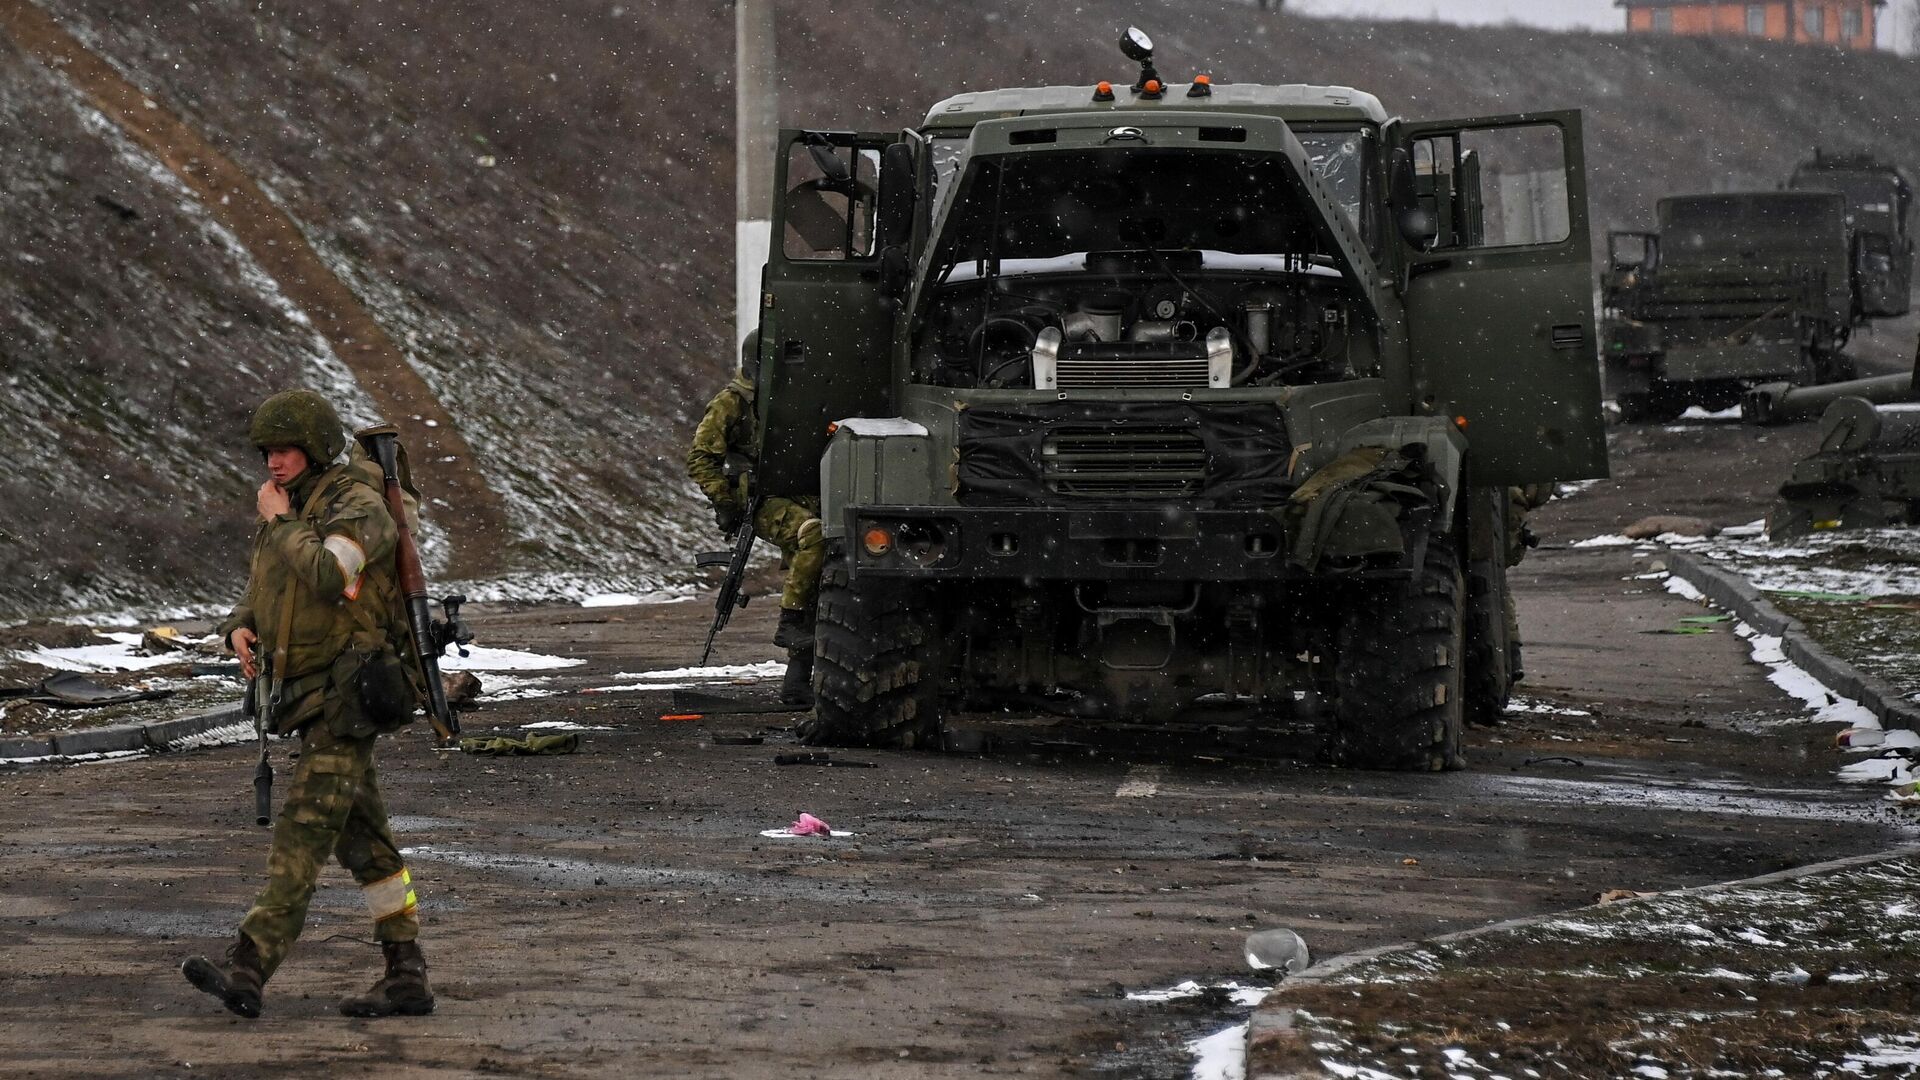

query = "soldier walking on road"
[687,335,823,706]
[181,389,435,1020]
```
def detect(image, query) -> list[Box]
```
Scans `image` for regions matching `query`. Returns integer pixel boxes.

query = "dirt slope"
[2,0,1915,619]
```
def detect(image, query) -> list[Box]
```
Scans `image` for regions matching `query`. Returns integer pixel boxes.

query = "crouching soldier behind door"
[182,389,434,1020]
[687,334,824,706]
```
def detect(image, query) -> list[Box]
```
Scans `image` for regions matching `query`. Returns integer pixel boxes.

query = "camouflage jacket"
[217,456,407,734]
[686,375,757,509]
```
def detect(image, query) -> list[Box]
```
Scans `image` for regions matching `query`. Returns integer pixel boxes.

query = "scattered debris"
[1596,888,1657,904]
[443,670,483,711]
[788,812,833,836]
[0,672,173,708]
[1624,514,1719,540]
[669,688,803,715]
[774,752,876,768]
[139,626,192,654]
[1243,928,1310,974]
[708,732,763,746]
[757,814,855,839]
[457,732,580,756]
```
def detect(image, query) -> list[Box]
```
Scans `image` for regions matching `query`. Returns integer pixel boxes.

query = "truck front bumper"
[843,505,1297,582]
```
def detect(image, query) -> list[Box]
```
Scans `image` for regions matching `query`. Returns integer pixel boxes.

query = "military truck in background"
[751,29,1607,771]
[1601,191,1855,423]
[1787,149,1914,322]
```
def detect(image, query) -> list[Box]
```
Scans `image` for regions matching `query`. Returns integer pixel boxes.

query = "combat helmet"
[249,389,347,467]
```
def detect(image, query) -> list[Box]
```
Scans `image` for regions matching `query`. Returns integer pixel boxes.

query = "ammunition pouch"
[327,645,418,739]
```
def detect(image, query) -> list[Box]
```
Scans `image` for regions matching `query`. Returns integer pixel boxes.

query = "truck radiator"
[1056,353,1212,388]
[1042,428,1209,499]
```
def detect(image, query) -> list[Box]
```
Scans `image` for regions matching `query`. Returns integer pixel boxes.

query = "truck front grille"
[1042,428,1208,499]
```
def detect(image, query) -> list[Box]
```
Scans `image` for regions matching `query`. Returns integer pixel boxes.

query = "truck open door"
[753,130,909,498]
[1392,112,1608,485]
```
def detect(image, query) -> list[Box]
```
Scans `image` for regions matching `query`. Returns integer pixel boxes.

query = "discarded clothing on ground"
[788,812,833,836]
[457,732,580,756]
[0,672,174,708]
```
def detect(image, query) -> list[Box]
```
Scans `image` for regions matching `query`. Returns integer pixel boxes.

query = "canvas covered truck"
[750,29,1607,771]
[1601,191,1854,423]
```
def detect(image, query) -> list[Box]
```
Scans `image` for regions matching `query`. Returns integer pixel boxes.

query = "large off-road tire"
[1813,350,1858,385]
[1616,389,1685,423]
[1464,489,1516,728]
[1330,539,1466,771]
[1464,548,1514,729]
[797,551,944,750]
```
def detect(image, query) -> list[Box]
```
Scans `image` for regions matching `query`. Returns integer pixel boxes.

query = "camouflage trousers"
[238,719,417,980]
[756,495,824,612]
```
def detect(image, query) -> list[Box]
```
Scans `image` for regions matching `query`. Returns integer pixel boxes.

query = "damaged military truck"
[1601,191,1856,423]
[1787,149,1914,322]
[751,30,1607,770]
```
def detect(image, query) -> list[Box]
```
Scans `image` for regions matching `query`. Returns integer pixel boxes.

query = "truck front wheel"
[1330,540,1466,771]
[797,549,944,750]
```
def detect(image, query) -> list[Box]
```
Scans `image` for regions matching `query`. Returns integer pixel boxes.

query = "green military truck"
[751,29,1606,770]
[1601,191,1854,423]
[1787,149,1914,322]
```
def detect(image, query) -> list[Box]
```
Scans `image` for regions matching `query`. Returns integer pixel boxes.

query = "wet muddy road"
[3,416,1917,1079]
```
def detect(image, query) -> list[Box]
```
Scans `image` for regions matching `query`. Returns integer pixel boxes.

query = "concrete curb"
[1667,550,1920,735]
[0,701,245,763]
[1246,845,1920,1079]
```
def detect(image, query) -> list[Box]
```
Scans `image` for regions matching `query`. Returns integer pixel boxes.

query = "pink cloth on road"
[789,813,833,836]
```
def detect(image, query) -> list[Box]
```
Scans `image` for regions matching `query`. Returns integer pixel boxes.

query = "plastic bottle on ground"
[1244,928,1310,975]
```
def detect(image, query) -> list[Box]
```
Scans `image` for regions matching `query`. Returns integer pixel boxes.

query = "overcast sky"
[1286,0,1913,49]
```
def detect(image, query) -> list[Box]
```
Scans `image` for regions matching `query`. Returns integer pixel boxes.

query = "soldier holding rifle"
[688,334,824,705]
[181,390,440,1020]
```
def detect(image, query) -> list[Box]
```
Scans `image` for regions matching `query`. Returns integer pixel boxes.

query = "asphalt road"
[2,416,1916,1079]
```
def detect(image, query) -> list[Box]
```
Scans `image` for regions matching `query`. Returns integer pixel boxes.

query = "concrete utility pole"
[735,0,776,353]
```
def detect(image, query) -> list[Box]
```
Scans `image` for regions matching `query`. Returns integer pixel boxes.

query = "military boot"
[181,933,266,1019]
[781,647,816,709]
[339,940,435,1018]
[772,607,815,651]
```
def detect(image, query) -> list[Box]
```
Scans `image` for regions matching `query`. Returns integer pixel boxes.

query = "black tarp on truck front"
[955,402,1291,507]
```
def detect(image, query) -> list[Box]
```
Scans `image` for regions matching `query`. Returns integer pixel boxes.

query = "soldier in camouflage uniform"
[181,389,435,1020]
[687,335,824,705]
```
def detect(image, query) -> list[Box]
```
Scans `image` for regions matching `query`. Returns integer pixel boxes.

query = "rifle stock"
[359,426,459,744]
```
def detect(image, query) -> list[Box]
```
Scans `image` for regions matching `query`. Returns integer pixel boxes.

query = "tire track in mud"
[0,0,509,579]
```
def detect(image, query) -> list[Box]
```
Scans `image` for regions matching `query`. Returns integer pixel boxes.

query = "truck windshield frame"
[924,147,1339,279]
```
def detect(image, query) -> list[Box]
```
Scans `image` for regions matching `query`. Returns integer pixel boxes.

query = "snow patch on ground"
[1506,698,1593,718]
[1126,981,1274,1079]
[578,591,695,608]
[1574,534,1637,548]
[1733,624,1878,728]
[163,721,255,752]
[439,646,584,672]
[757,828,856,839]
[1678,404,1744,422]
[11,632,192,672]
[1189,1021,1251,1080]
[1663,575,1706,603]
[474,675,562,702]
[611,662,786,682]
[519,720,613,732]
